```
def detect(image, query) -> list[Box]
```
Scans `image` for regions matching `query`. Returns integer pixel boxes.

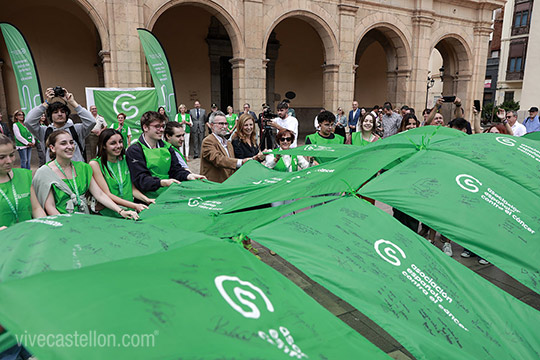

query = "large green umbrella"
[523,131,540,141]
[249,196,540,360]
[359,136,540,293]
[0,238,389,360]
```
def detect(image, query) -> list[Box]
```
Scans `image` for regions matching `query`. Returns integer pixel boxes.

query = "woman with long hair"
[33,130,138,219]
[157,106,169,122]
[12,110,35,169]
[226,106,238,136]
[335,107,347,138]
[231,114,264,160]
[0,134,45,229]
[351,113,380,146]
[399,113,420,132]
[90,129,153,217]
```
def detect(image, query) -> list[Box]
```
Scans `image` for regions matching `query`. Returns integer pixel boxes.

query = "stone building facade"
[1,0,503,129]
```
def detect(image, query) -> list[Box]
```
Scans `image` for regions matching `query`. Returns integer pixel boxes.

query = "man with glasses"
[523,107,540,133]
[504,110,526,136]
[126,111,205,198]
[201,111,251,183]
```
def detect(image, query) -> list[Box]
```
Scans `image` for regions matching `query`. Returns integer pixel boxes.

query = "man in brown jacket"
[200,111,251,183]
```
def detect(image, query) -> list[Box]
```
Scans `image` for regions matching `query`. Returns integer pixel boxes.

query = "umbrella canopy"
[249,196,540,360]
[0,238,389,360]
[359,134,540,294]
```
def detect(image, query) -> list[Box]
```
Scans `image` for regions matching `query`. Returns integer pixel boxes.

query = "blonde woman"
[174,104,193,158]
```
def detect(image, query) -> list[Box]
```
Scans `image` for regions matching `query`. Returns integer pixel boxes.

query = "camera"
[262,107,277,128]
[53,86,65,98]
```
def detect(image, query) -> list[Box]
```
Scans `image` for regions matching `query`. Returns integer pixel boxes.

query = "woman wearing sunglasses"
[265,129,309,172]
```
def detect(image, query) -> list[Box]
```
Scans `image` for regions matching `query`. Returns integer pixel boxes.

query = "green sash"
[273,155,298,172]
[14,122,33,147]
[0,168,32,227]
[351,132,375,147]
[52,161,92,214]
[138,140,171,198]
[226,114,237,132]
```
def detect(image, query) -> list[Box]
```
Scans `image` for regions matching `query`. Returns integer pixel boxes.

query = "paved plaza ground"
[19,142,540,359]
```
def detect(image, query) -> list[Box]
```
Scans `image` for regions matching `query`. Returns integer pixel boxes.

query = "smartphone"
[442,96,456,103]
[473,100,481,112]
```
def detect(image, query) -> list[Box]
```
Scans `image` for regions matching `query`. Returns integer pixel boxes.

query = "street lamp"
[425,66,445,109]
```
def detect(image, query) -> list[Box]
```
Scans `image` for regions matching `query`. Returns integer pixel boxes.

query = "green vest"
[112,124,130,149]
[0,168,32,227]
[164,141,187,163]
[175,113,191,133]
[14,122,33,147]
[52,161,92,214]
[305,132,344,163]
[273,155,298,172]
[95,157,134,218]
[226,114,238,132]
[138,140,171,198]
[351,132,376,147]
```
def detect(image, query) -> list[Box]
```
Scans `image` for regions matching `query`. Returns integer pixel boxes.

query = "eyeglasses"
[505,116,513,119]
[214,122,228,126]
[280,137,293,142]
[150,124,165,130]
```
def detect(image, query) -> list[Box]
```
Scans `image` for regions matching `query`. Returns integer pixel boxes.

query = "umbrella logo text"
[215,275,274,319]
[374,239,406,266]
[455,174,482,193]
[496,137,516,147]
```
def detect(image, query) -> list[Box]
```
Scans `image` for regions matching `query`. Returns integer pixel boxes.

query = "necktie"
[0,125,3,134]
[197,109,200,120]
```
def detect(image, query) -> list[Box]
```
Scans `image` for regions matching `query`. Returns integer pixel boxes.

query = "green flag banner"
[86,87,158,132]
[0,23,42,112]
[360,150,540,294]
[0,239,389,359]
[0,213,207,283]
[249,197,540,360]
[430,134,540,197]
[137,28,176,120]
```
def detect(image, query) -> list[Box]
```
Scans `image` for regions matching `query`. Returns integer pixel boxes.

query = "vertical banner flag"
[137,28,177,120]
[0,23,43,112]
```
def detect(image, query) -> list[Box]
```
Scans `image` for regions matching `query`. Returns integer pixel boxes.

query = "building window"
[504,92,514,103]
[506,39,527,80]
[512,2,532,35]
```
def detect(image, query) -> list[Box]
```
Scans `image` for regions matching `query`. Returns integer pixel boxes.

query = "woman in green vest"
[90,129,154,218]
[0,134,45,230]
[110,112,132,149]
[32,130,138,219]
[173,104,192,159]
[226,106,238,136]
[351,113,380,146]
[265,129,309,172]
[12,109,35,169]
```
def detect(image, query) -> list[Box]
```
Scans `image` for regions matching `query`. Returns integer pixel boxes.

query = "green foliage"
[482,100,520,122]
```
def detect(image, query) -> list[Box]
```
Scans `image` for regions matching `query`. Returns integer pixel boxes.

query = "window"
[514,13,522,27]
[509,58,516,72]
[516,57,522,72]
[512,1,532,35]
[504,92,514,103]
[506,39,527,80]
[521,11,529,26]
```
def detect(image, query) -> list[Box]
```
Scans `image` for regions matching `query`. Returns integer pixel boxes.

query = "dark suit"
[200,134,238,183]
[348,109,361,132]
[189,107,206,158]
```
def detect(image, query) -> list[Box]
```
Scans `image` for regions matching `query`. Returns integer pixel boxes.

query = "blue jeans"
[17,148,31,169]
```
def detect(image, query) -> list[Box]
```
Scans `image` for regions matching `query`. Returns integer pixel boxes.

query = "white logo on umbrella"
[456,174,482,193]
[374,239,406,266]
[113,93,139,120]
[496,137,516,147]
[215,275,274,319]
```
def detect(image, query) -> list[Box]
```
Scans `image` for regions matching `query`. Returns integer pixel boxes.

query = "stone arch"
[353,18,413,107]
[430,32,473,104]
[146,0,243,59]
[73,0,110,51]
[263,10,339,64]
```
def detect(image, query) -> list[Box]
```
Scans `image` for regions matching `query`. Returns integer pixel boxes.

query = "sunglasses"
[280,137,293,142]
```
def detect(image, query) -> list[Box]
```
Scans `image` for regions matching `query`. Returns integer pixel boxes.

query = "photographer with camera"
[26,87,95,162]
[269,101,299,148]
[259,104,277,150]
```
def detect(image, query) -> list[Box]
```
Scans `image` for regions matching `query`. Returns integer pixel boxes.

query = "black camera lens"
[53,86,65,97]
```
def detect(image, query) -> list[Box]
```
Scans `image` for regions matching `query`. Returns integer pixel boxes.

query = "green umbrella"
[249,196,540,360]
[523,131,540,141]
[0,238,389,360]
[359,138,540,294]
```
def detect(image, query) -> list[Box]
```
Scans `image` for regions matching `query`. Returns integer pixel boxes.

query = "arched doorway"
[0,0,104,116]
[265,16,334,135]
[152,5,236,113]
[354,26,411,110]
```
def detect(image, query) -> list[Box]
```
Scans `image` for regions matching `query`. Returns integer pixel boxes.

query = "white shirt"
[511,122,527,137]
[274,115,299,148]
[91,114,107,132]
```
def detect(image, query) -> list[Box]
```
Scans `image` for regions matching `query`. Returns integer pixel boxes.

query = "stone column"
[322,64,339,110]
[396,69,411,107]
[337,3,358,108]
[469,24,492,119]
[386,71,397,105]
[105,0,144,87]
[230,57,246,111]
[98,50,111,87]
[409,11,435,112]
[241,0,265,112]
